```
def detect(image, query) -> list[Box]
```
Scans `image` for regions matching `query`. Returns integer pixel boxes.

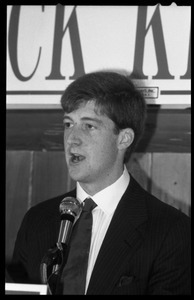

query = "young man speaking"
[8,71,191,295]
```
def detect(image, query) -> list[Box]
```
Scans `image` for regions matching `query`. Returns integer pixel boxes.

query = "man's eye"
[85,124,95,130]
[64,122,73,129]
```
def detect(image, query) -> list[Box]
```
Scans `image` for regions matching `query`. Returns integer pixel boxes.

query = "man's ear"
[117,128,134,150]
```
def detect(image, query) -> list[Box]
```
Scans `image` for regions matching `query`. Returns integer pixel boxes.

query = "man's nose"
[66,125,82,146]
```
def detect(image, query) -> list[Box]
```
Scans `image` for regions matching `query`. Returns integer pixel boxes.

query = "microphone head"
[59,197,82,224]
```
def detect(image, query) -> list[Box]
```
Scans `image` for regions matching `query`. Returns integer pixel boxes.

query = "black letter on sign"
[8,6,42,81]
[46,5,85,80]
[131,5,174,80]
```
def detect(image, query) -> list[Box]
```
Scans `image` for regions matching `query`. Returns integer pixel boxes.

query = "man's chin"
[68,168,88,183]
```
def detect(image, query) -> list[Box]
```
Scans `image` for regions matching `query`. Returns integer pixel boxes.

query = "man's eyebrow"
[63,115,72,121]
[63,115,103,124]
[80,117,103,124]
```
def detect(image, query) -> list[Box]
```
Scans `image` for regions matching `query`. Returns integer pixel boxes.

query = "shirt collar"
[76,165,130,215]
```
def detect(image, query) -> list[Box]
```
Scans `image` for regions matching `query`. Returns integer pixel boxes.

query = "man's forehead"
[64,100,103,116]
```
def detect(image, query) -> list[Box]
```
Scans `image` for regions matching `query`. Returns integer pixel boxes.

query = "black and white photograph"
[6,5,191,295]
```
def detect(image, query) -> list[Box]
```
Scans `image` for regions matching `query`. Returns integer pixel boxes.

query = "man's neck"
[78,165,125,196]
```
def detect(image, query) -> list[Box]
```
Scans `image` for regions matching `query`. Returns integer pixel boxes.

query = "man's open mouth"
[70,153,85,163]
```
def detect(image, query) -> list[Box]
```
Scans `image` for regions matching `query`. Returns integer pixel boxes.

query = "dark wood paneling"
[6,107,191,152]
[6,151,32,263]
[151,153,191,216]
[31,151,75,207]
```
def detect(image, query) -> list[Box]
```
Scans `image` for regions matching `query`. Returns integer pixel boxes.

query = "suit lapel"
[87,176,148,295]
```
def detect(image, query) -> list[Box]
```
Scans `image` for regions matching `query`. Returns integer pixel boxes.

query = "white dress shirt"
[76,165,130,293]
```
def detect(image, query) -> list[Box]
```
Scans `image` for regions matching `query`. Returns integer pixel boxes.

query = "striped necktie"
[60,197,96,294]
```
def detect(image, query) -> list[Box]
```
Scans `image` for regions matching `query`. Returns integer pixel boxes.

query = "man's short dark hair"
[61,71,147,163]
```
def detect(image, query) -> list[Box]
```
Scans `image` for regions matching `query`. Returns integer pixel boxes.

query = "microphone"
[57,196,83,246]
[40,197,83,290]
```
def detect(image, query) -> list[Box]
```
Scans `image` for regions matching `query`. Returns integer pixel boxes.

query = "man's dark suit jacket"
[8,175,191,295]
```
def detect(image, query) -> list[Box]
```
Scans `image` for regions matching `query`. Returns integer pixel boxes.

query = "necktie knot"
[83,198,97,212]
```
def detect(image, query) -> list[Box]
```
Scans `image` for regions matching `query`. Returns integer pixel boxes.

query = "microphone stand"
[40,242,68,295]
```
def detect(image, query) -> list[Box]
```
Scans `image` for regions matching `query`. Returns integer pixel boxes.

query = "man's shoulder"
[129,174,190,225]
[145,190,190,225]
